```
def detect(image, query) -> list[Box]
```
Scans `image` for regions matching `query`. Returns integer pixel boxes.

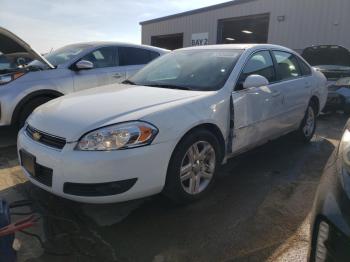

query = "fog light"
[315,221,330,262]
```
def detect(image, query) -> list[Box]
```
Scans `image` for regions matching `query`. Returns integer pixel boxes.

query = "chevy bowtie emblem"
[32,132,41,141]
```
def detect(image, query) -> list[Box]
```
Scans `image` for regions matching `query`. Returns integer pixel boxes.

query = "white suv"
[0,27,168,127]
[18,44,327,204]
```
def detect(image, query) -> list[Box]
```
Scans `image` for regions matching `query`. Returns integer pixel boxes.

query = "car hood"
[302,45,350,68]
[27,84,211,142]
[0,27,54,69]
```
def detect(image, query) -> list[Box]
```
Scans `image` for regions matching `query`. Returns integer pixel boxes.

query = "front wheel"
[163,129,221,204]
[297,101,317,143]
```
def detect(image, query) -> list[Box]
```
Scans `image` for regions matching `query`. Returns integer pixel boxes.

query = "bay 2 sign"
[191,33,209,46]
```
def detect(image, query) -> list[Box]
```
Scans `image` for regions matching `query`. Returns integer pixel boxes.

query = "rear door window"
[118,47,160,66]
[272,51,302,81]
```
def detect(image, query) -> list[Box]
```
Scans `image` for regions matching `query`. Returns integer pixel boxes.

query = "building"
[140,0,350,52]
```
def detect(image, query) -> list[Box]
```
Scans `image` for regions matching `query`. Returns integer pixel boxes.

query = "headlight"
[0,72,25,85]
[339,129,350,173]
[76,121,158,151]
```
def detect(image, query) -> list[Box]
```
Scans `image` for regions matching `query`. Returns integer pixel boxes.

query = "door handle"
[113,73,123,79]
[304,82,311,88]
[272,91,281,97]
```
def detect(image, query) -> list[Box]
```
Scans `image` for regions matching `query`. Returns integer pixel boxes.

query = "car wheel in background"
[163,129,221,204]
[297,101,317,143]
[18,97,52,129]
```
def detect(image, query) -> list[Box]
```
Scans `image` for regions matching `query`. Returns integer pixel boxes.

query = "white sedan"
[17,44,327,204]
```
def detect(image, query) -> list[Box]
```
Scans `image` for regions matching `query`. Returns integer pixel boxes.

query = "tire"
[297,101,317,143]
[163,128,222,204]
[17,97,52,129]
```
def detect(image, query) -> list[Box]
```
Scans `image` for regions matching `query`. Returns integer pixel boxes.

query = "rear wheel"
[163,129,221,204]
[297,101,317,143]
[17,97,52,129]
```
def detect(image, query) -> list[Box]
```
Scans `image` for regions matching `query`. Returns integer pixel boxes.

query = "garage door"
[218,13,270,44]
[151,33,183,50]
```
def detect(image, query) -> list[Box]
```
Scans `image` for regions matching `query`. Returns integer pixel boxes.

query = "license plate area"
[20,150,36,177]
[19,150,53,187]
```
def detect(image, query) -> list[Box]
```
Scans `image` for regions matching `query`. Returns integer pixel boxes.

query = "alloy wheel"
[180,141,216,195]
[303,106,315,137]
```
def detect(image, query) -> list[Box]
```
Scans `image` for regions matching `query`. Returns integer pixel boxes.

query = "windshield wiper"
[145,84,192,90]
[122,79,137,85]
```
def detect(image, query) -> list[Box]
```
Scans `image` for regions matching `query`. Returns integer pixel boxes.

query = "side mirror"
[243,74,269,89]
[75,60,94,70]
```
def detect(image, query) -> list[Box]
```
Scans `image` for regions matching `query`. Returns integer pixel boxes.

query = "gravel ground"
[0,112,347,262]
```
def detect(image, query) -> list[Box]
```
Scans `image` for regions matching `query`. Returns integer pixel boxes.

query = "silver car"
[0,27,168,127]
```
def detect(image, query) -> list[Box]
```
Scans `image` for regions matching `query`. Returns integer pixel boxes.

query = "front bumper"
[309,151,350,261]
[324,91,345,110]
[324,86,350,112]
[17,128,175,204]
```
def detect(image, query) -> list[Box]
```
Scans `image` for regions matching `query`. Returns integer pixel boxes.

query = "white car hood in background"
[0,27,54,69]
[27,84,209,141]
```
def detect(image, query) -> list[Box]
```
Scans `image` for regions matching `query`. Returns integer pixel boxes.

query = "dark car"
[309,120,350,261]
[302,45,350,113]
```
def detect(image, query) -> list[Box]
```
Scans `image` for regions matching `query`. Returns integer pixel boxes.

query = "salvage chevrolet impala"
[18,44,328,204]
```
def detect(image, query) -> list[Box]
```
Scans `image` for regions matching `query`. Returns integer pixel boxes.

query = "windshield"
[302,45,350,68]
[29,44,91,67]
[128,49,243,91]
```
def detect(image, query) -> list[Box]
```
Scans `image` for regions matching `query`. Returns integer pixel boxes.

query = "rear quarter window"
[297,57,312,76]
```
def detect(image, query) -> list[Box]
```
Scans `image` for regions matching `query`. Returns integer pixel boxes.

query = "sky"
[0,0,229,53]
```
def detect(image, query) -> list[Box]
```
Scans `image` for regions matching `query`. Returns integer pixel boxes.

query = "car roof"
[70,41,169,54]
[180,44,294,52]
[303,44,349,50]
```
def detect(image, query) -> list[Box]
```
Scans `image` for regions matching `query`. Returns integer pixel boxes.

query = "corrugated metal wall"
[141,0,350,51]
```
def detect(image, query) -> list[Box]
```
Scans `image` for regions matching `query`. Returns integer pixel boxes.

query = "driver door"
[73,46,126,92]
[231,50,283,154]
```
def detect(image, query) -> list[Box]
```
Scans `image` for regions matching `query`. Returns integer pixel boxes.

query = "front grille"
[25,125,66,150]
